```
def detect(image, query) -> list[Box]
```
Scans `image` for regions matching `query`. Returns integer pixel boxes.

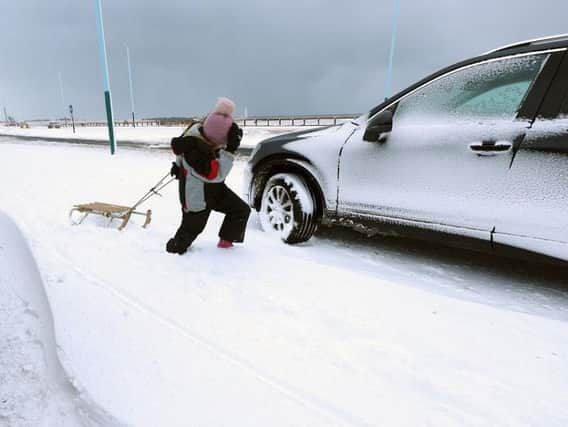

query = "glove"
[170,162,181,179]
[225,122,243,153]
[171,136,189,155]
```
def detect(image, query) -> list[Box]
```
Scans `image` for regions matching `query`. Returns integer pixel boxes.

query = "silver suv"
[244,35,568,262]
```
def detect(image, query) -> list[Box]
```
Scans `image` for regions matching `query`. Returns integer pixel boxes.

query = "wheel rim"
[263,185,294,234]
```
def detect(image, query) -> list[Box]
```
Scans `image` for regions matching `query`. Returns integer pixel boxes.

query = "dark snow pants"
[172,183,250,251]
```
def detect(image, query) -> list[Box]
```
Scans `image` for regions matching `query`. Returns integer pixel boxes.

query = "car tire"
[259,173,318,244]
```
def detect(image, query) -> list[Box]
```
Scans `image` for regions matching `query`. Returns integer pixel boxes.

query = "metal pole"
[58,72,67,125]
[69,104,76,133]
[95,0,116,154]
[384,0,401,99]
[3,107,8,124]
[125,44,136,128]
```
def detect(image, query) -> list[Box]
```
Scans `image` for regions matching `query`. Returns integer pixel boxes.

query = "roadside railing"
[35,114,359,129]
[236,114,358,127]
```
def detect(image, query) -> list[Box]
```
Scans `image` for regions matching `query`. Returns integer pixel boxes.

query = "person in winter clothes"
[166,97,250,254]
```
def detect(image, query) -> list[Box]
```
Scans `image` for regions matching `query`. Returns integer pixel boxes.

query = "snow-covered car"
[244,34,568,262]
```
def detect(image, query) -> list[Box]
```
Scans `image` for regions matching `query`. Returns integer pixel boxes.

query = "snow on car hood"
[258,124,341,146]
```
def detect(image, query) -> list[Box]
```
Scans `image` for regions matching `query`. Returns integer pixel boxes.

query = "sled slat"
[73,202,132,214]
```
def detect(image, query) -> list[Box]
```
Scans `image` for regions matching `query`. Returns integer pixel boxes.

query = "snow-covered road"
[1,138,568,426]
[0,125,304,151]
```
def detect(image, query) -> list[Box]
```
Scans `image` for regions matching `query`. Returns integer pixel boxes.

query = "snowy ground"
[1,137,568,426]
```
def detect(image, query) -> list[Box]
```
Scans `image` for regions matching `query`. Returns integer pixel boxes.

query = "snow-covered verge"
[0,211,120,426]
[0,125,306,150]
[1,137,568,426]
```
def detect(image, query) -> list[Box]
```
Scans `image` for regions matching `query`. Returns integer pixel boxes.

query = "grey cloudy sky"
[1,0,567,121]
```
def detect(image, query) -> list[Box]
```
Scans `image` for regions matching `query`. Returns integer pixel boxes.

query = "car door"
[493,50,568,260]
[338,51,559,242]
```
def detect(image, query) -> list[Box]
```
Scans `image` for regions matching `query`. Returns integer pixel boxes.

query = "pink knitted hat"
[202,97,236,148]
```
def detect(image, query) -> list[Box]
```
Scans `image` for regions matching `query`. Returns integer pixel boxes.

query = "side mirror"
[363,110,393,142]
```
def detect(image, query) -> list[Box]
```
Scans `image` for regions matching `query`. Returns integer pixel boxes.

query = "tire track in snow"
[49,247,372,427]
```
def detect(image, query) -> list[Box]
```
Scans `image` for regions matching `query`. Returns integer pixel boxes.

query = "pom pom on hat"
[213,97,235,116]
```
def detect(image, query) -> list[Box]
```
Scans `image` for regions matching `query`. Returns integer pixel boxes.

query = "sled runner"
[70,172,174,230]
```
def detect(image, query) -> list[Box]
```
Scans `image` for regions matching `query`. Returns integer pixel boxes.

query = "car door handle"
[468,140,512,156]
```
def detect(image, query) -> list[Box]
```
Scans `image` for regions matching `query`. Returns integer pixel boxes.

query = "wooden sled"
[69,202,152,230]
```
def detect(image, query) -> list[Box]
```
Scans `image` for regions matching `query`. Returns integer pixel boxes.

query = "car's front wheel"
[259,173,318,243]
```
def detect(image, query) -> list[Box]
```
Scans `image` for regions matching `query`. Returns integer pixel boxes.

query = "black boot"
[166,238,188,255]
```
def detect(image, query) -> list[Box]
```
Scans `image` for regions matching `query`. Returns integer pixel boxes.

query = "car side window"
[394,54,549,125]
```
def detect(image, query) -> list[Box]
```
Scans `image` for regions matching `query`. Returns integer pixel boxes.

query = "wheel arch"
[251,155,326,220]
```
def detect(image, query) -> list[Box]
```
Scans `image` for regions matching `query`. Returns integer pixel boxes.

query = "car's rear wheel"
[259,173,318,243]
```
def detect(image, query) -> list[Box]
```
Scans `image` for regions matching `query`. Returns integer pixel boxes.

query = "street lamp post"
[58,72,68,126]
[95,0,116,154]
[69,104,76,133]
[125,44,136,128]
[384,0,401,100]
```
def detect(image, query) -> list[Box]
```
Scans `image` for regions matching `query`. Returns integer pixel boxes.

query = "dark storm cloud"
[1,0,567,121]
